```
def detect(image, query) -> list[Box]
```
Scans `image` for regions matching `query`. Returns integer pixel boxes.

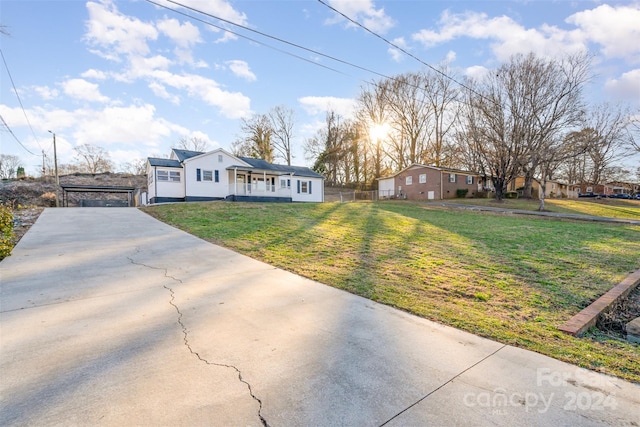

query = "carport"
[60,184,137,207]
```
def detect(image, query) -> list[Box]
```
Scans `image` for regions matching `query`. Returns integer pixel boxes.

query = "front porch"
[227,168,295,200]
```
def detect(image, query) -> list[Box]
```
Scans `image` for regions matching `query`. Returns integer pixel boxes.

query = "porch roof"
[228,157,323,179]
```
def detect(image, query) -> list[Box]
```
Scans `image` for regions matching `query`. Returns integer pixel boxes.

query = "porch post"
[263,171,266,194]
[234,168,237,195]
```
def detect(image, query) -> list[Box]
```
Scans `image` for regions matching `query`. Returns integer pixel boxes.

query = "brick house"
[377,164,486,201]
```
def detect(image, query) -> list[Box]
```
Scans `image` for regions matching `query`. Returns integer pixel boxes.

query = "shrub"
[0,206,14,260]
[41,192,57,207]
[456,188,469,198]
[505,191,519,199]
[475,191,489,199]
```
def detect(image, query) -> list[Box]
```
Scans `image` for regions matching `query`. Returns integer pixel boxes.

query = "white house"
[146,148,324,204]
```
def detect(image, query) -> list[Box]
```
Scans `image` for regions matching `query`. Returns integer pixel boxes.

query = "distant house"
[574,182,637,196]
[377,164,486,201]
[507,176,576,199]
[146,148,324,204]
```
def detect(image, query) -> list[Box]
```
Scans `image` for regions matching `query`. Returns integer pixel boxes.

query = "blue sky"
[1,0,639,175]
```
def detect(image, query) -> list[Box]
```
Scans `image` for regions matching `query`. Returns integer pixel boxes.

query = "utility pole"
[48,130,59,206]
[42,150,46,177]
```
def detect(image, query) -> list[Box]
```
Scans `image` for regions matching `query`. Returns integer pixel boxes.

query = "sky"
[1,0,639,176]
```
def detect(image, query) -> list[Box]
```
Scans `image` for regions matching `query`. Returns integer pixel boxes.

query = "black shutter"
[309,181,312,194]
[215,170,219,182]
[297,180,300,193]
[196,168,201,181]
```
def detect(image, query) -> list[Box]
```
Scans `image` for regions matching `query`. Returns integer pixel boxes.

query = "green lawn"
[447,197,640,220]
[142,201,640,382]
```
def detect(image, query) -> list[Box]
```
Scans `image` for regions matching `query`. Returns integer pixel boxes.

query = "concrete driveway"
[1,208,638,426]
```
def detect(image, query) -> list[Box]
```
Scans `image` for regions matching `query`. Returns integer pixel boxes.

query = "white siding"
[291,177,324,202]
[378,177,395,199]
[184,150,248,199]
[153,167,185,199]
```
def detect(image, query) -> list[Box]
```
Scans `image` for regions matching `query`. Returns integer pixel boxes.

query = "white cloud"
[154,0,248,43]
[464,65,490,81]
[445,50,456,63]
[604,69,640,101]
[388,37,406,62]
[62,78,110,103]
[157,17,201,47]
[149,70,252,119]
[84,0,158,60]
[412,10,587,62]
[226,60,256,82]
[148,82,180,104]
[325,0,395,34]
[567,4,640,63]
[31,85,59,100]
[298,96,357,118]
[81,69,108,80]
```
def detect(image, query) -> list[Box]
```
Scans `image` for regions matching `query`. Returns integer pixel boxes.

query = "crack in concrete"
[378,344,508,426]
[127,255,269,427]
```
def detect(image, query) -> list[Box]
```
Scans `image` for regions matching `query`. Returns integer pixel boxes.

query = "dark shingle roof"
[172,149,204,161]
[237,157,323,178]
[148,158,182,168]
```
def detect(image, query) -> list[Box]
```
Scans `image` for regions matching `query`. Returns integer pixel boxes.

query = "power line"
[0,48,43,154]
[147,0,399,82]
[146,0,351,78]
[0,114,37,155]
[316,0,492,104]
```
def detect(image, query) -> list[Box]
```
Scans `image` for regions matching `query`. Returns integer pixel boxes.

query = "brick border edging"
[558,268,640,337]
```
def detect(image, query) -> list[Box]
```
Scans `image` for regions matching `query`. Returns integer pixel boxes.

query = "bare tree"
[424,64,461,167]
[626,108,640,154]
[581,104,631,187]
[463,53,590,200]
[269,105,295,165]
[0,154,21,179]
[356,81,390,179]
[73,144,113,173]
[305,110,347,185]
[121,158,147,175]
[231,114,273,162]
[177,136,209,152]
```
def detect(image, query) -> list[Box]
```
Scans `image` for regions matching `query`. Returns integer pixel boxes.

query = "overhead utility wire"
[316,0,494,105]
[0,48,42,155]
[146,0,349,77]
[0,114,37,155]
[147,0,437,100]
[148,0,400,82]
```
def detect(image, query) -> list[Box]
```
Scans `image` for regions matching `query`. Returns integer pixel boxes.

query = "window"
[157,170,180,182]
[214,170,219,183]
[449,173,456,183]
[466,175,474,185]
[203,170,213,181]
[218,154,223,163]
[406,176,413,185]
[280,179,291,188]
[297,180,312,194]
[586,186,593,192]
[419,174,426,183]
